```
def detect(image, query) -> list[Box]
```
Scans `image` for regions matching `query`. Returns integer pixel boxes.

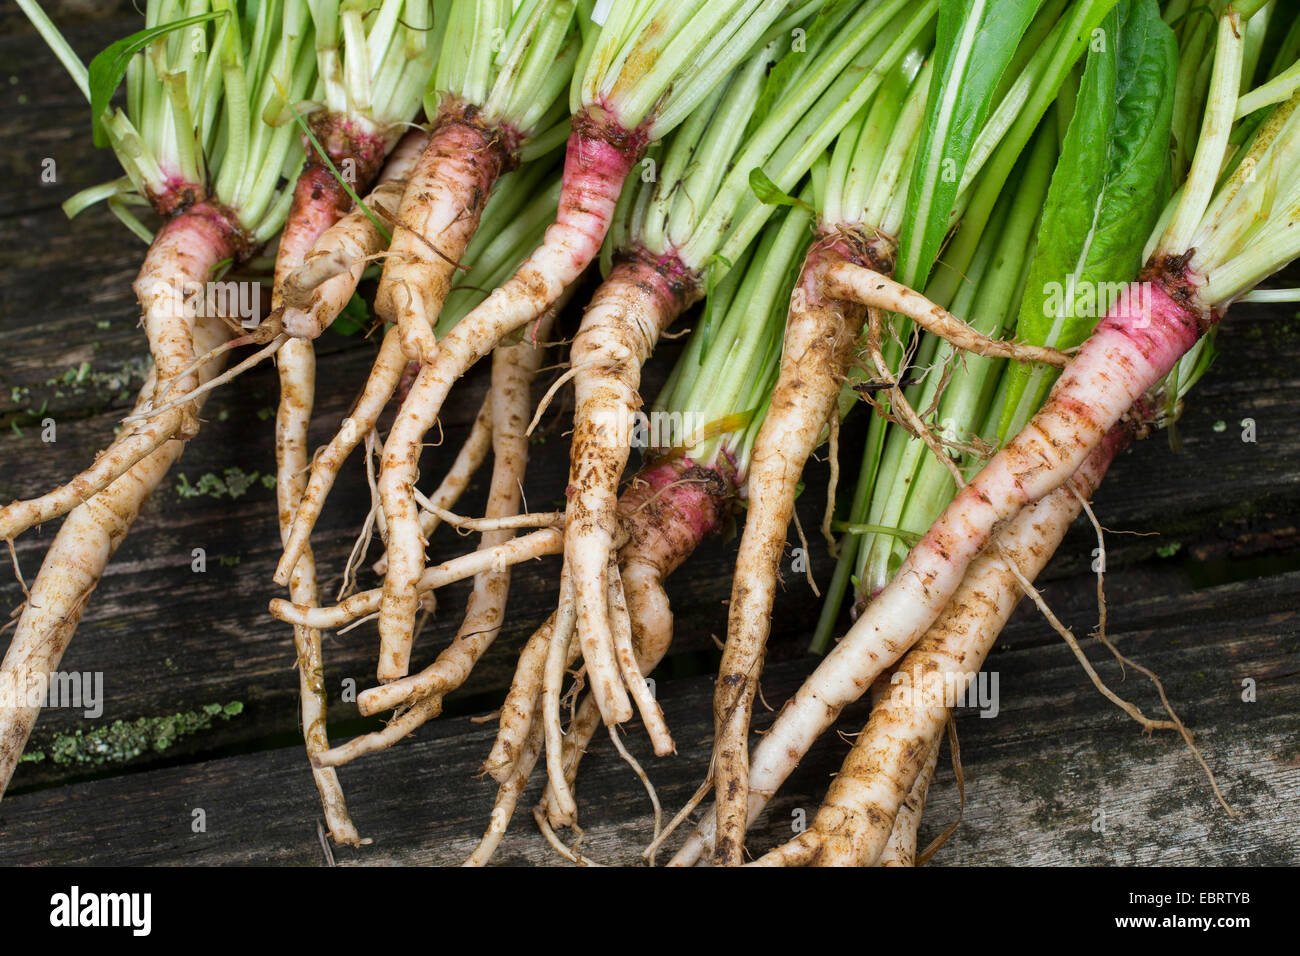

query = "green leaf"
[87,10,227,148]
[896,0,1045,289]
[330,292,370,337]
[747,167,814,212]
[997,0,1176,441]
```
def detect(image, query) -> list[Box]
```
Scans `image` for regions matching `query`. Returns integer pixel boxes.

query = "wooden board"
[0,567,1295,866]
[0,5,1297,865]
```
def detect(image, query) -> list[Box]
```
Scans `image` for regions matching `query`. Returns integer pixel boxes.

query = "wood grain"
[0,569,1294,865]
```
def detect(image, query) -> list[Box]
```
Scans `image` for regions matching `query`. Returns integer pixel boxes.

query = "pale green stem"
[1159,8,1245,256]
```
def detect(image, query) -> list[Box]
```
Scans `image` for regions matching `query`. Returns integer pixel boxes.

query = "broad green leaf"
[88,11,227,148]
[996,0,1177,441]
[895,0,1044,289]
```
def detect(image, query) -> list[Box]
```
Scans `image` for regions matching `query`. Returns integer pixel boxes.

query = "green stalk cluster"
[853,129,1056,608]
[602,1,942,472]
[602,0,937,311]
[815,0,1164,650]
[426,0,583,159]
[23,0,226,235]
[818,0,1300,650]
[573,0,827,140]
[1155,5,1300,432]
[1162,0,1283,180]
[34,0,322,247]
[208,0,318,243]
[307,0,445,135]
[694,0,938,271]
[603,38,775,271]
[652,200,814,476]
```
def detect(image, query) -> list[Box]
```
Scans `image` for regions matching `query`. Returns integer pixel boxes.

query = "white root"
[275,335,362,845]
[312,694,444,768]
[673,430,1126,866]
[373,394,495,576]
[0,208,241,540]
[411,499,564,534]
[464,711,544,866]
[374,133,634,682]
[356,310,559,721]
[606,557,673,756]
[826,262,1070,368]
[124,334,289,422]
[269,527,564,629]
[561,257,691,728]
[876,734,941,867]
[485,614,563,782]
[711,241,869,866]
[542,572,580,826]
[277,326,411,585]
[374,107,510,366]
[281,130,430,339]
[473,540,680,865]
[271,165,367,844]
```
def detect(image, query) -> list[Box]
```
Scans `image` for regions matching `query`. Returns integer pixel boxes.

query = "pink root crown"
[306,113,395,186]
[154,200,251,264]
[429,95,526,162]
[145,175,207,219]
[615,245,702,311]
[1093,275,1206,373]
[625,457,736,537]
[813,225,897,276]
[569,107,649,180]
[615,457,738,577]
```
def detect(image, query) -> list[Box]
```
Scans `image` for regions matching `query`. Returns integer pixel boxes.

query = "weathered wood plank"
[0,569,1294,865]
[0,10,140,222]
